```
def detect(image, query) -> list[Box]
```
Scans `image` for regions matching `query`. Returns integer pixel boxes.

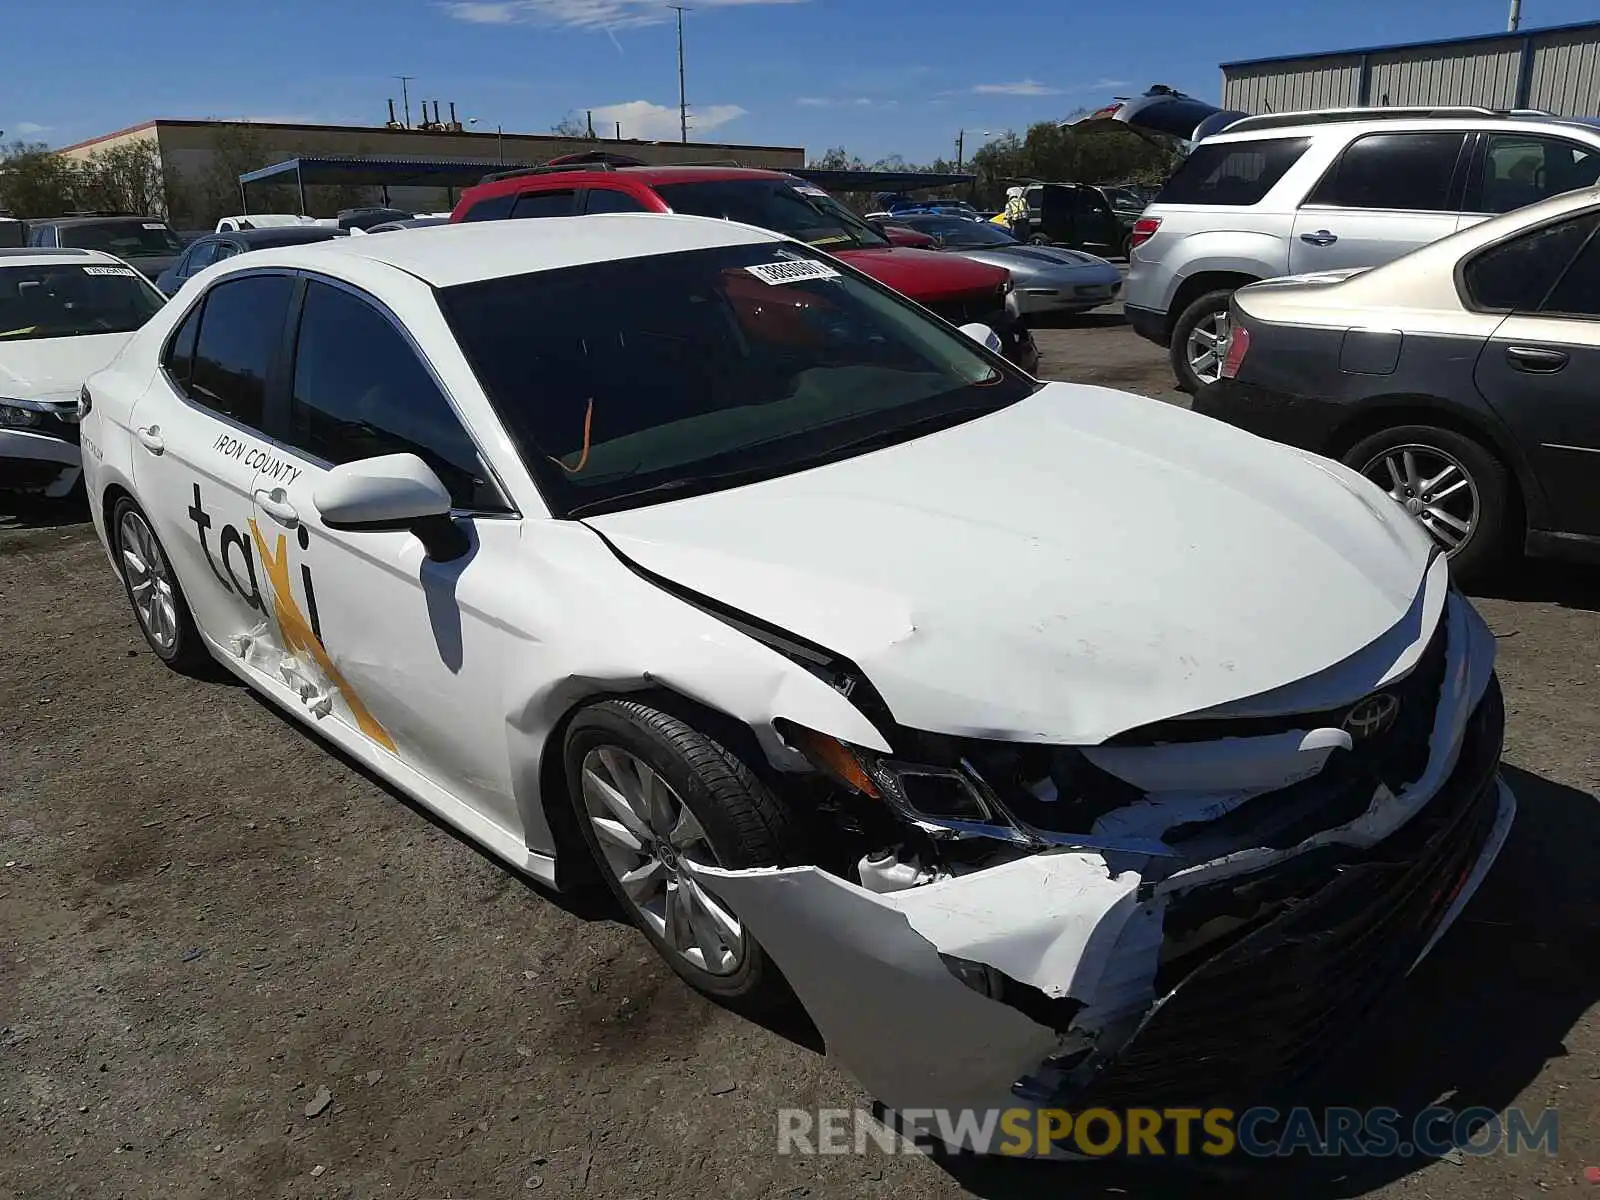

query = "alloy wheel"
[1359,444,1479,555]
[119,509,179,652]
[1185,309,1231,385]
[579,745,744,976]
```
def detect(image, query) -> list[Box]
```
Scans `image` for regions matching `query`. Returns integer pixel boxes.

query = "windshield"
[59,220,185,257]
[656,179,890,250]
[0,263,166,341]
[902,217,1018,247]
[439,243,1035,517]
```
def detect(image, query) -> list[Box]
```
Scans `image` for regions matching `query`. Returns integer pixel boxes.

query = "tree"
[0,140,80,217]
[551,111,590,138]
[807,146,866,170]
[77,140,172,217]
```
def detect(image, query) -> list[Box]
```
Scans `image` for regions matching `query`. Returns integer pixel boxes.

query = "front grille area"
[1068,676,1505,1111]
[39,411,81,445]
[922,297,1006,328]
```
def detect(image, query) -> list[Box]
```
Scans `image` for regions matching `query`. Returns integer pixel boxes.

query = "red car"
[450,165,1038,372]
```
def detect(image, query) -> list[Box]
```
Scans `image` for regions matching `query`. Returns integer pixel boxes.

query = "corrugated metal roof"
[1220,17,1600,70]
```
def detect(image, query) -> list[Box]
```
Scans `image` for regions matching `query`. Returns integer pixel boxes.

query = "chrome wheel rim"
[579,746,744,976]
[1185,309,1230,384]
[118,510,178,652]
[1359,444,1479,555]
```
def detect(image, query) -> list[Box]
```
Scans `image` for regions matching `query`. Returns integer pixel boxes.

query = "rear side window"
[460,192,517,222]
[509,190,577,219]
[187,274,295,428]
[1305,132,1466,213]
[163,303,203,388]
[584,188,651,214]
[1474,134,1600,214]
[1461,213,1598,311]
[1539,222,1600,317]
[1155,137,1310,206]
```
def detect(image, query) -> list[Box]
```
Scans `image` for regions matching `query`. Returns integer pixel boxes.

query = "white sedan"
[80,215,1514,1128]
[1,248,167,498]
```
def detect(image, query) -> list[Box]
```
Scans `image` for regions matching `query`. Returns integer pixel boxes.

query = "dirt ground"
[3,307,1598,1200]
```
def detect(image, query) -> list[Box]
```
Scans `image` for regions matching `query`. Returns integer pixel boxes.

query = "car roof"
[1206,114,1600,144]
[0,247,123,267]
[32,215,168,227]
[216,227,350,246]
[236,212,782,288]
[479,164,793,192]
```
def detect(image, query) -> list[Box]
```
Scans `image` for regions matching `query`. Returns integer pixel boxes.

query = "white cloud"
[973,80,1062,96]
[587,99,746,139]
[442,0,806,29]
[14,122,49,135]
[795,96,875,108]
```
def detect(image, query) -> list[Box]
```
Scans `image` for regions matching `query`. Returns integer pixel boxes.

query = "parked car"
[888,213,1122,315]
[1018,183,1123,257]
[154,226,350,297]
[0,247,166,497]
[365,217,453,233]
[215,214,318,232]
[873,223,938,249]
[0,215,27,249]
[80,217,1511,1126]
[27,214,187,284]
[451,164,1038,372]
[337,207,414,231]
[1123,107,1600,391]
[1197,185,1600,581]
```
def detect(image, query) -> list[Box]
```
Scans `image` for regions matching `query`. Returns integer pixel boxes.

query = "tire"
[111,496,212,674]
[564,699,800,1011]
[1168,288,1237,393]
[1342,424,1513,585]
[1029,233,1051,246]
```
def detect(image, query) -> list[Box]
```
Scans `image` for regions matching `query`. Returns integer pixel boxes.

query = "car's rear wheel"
[1344,424,1512,584]
[1170,288,1235,392]
[1029,233,1052,246]
[564,699,799,1011]
[112,497,211,673]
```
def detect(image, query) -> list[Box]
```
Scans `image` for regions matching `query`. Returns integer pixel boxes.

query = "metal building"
[1221,19,1600,115]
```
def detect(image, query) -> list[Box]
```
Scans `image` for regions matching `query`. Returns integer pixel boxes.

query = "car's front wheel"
[1344,424,1512,584]
[564,699,799,1011]
[112,496,212,673]
[1169,288,1235,392]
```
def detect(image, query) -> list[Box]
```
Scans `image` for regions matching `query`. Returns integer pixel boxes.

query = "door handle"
[253,487,299,527]
[1505,345,1569,373]
[1299,230,1338,246]
[134,425,164,455]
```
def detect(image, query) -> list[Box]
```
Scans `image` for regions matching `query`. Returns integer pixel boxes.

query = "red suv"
[450,165,1038,372]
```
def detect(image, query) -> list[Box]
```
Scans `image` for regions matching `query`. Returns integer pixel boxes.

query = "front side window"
[163,302,202,387]
[439,243,1037,517]
[187,274,295,427]
[1156,137,1310,206]
[1305,132,1466,213]
[1475,134,1600,214]
[509,190,577,219]
[286,281,507,512]
[657,179,890,249]
[0,263,166,342]
[59,220,185,257]
[1461,213,1598,311]
[460,192,517,222]
[184,241,221,275]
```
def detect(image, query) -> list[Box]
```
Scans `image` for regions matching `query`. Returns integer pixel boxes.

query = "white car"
[1,248,168,498]
[215,214,318,232]
[79,216,1513,1125]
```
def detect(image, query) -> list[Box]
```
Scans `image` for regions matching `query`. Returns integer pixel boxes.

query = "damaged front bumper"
[687,587,1513,1137]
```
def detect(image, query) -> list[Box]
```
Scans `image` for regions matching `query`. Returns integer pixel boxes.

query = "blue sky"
[7,0,1597,162]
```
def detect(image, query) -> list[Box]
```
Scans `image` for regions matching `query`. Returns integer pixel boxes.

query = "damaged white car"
[80,216,1513,1122]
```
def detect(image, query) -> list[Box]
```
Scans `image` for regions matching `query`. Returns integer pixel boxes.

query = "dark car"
[1194,186,1600,582]
[1019,183,1123,257]
[27,214,187,283]
[154,226,350,296]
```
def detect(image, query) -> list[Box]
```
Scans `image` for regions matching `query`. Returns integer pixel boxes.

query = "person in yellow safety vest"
[1002,187,1031,242]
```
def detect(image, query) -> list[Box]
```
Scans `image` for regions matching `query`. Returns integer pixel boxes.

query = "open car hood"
[585,383,1438,745]
[1069,85,1249,148]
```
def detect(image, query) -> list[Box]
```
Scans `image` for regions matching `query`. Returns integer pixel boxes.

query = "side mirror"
[313,453,468,561]
[957,322,1004,355]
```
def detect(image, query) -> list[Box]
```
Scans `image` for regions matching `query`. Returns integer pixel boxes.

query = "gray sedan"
[891,214,1123,316]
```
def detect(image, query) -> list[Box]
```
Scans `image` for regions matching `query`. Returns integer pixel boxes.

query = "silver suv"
[1123,108,1600,391]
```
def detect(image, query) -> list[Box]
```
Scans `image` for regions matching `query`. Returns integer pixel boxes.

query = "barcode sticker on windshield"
[792,185,829,198]
[142,223,165,230]
[745,260,841,286]
[83,266,137,276]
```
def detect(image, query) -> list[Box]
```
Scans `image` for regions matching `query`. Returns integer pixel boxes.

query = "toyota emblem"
[1342,692,1401,740]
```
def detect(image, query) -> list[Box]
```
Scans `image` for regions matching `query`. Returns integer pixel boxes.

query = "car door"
[1457,132,1600,233]
[251,276,527,834]
[1289,131,1468,274]
[1468,212,1600,537]
[126,272,297,649]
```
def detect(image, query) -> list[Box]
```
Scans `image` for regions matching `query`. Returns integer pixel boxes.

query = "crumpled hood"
[834,245,1008,304]
[0,332,133,400]
[586,383,1435,744]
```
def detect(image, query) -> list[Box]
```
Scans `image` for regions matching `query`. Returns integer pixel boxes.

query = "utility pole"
[395,75,415,128]
[955,128,965,170]
[669,5,690,142]
[1507,0,1522,30]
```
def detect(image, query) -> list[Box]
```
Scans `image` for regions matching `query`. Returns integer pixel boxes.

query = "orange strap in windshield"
[549,398,594,474]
